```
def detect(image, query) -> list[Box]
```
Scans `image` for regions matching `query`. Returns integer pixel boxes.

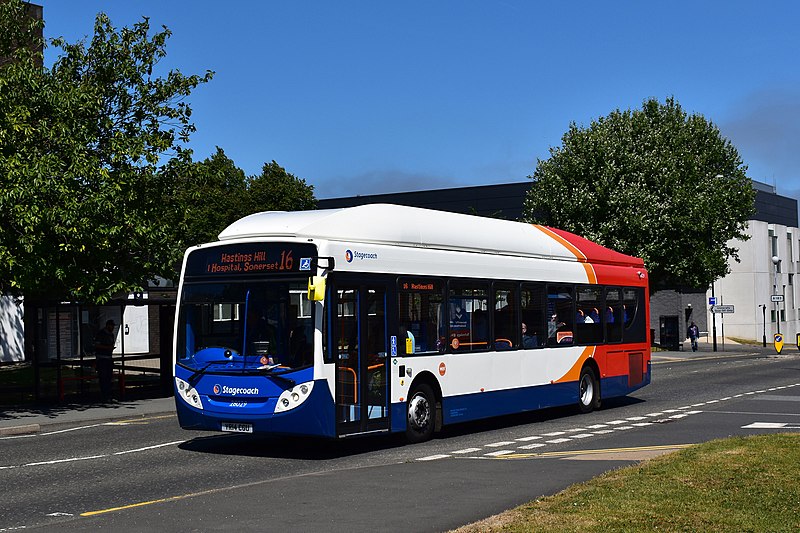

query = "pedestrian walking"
[687,321,700,352]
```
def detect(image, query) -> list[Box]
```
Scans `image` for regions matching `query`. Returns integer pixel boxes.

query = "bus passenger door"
[333,283,390,436]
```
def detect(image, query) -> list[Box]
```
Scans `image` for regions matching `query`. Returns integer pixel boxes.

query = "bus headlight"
[274,381,315,413]
[175,377,204,410]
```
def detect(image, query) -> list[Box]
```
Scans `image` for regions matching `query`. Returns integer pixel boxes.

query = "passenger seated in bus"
[548,314,565,339]
[582,309,594,324]
[576,309,586,324]
[521,322,538,348]
[589,307,601,323]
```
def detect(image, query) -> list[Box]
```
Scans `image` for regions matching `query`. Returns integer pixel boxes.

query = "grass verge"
[453,433,800,532]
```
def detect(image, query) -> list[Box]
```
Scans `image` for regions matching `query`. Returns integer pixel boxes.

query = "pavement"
[1,337,793,436]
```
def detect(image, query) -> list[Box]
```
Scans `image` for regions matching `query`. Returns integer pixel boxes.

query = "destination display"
[185,243,317,278]
[399,278,443,293]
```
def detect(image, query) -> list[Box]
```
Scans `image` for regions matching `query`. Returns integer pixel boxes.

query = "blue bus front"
[173,242,336,438]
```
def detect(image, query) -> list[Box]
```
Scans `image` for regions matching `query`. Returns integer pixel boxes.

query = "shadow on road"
[178,396,647,459]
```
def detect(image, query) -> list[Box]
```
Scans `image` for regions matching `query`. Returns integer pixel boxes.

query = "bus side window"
[398,278,445,354]
[493,283,518,350]
[622,287,647,343]
[521,282,546,348]
[547,284,574,347]
[605,287,623,343]
[448,282,489,352]
[575,285,603,345]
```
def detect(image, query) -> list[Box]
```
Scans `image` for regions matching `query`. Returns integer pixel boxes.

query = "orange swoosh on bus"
[554,346,596,383]
[533,225,597,284]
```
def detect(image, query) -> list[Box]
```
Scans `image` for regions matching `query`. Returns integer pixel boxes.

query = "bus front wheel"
[406,383,436,443]
[578,366,600,413]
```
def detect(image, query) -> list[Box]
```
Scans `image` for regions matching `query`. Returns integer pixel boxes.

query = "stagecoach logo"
[213,384,260,396]
[345,249,378,263]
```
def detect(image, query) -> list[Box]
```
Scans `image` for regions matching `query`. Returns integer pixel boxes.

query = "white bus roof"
[218,204,642,267]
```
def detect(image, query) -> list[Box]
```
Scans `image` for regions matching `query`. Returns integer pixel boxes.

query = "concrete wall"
[650,290,707,344]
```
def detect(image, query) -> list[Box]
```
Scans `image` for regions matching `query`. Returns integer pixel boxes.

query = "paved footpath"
[0,338,791,436]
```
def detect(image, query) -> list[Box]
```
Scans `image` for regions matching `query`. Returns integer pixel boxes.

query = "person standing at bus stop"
[94,320,117,401]
[687,321,700,352]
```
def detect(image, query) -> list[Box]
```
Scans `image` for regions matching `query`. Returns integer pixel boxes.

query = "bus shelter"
[18,291,176,404]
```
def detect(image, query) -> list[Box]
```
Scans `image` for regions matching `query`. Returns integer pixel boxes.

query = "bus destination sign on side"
[186,243,317,277]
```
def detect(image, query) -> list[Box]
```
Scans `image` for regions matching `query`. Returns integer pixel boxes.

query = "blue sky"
[38,1,800,202]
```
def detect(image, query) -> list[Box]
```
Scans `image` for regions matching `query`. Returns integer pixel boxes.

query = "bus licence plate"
[221,422,253,433]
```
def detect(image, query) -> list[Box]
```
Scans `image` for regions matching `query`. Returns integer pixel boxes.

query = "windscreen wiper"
[258,367,295,387]
[186,360,231,384]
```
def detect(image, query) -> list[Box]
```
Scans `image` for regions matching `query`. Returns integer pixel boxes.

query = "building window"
[770,229,777,257]
[790,274,794,286]
[771,310,776,323]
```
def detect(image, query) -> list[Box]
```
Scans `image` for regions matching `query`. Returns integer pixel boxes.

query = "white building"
[700,180,799,345]
[711,216,800,345]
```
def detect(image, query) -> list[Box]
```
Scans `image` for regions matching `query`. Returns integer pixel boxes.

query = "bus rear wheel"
[578,366,600,413]
[406,383,436,443]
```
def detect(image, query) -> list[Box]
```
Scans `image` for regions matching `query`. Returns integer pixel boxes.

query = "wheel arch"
[408,371,443,432]
[582,357,602,400]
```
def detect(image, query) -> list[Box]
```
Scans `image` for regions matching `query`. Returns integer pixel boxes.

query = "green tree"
[0,1,213,302]
[172,147,248,246]
[246,160,316,214]
[523,97,755,292]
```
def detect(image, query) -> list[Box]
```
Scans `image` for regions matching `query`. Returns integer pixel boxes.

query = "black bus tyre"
[578,366,600,413]
[406,383,436,443]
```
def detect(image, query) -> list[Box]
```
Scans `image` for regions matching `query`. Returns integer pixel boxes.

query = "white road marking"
[113,441,185,455]
[485,441,515,447]
[40,423,107,436]
[25,455,105,467]
[1,440,187,470]
[484,450,514,457]
[452,448,482,454]
[417,454,451,461]
[743,422,800,429]
[417,383,799,460]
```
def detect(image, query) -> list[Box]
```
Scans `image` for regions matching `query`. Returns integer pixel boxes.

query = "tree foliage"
[246,160,316,214]
[171,147,248,247]
[171,153,317,248]
[523,97,755,292]
[0,1,213,302]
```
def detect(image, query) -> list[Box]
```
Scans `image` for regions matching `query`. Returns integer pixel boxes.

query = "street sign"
[708,297,717,305]
[771,294,784,302]
[711,305,735,314]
